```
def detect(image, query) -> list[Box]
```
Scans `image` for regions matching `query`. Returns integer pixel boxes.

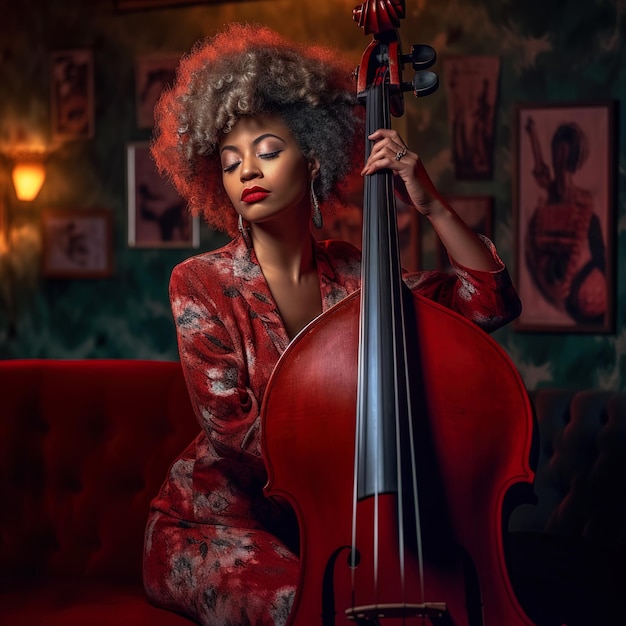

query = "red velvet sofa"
[0,359,198,626]
[1,359,625,625]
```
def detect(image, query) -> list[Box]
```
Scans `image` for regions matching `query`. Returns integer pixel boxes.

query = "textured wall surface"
[0,0,624,389]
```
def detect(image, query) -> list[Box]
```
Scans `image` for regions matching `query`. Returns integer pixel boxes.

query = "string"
[352,58,426,619]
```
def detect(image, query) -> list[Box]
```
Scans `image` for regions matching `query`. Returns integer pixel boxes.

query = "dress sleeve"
[403,236,522,333]
[169,261,264,463]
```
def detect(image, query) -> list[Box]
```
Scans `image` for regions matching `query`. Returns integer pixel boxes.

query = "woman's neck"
[250,218,323,339]
[251,219,316,284]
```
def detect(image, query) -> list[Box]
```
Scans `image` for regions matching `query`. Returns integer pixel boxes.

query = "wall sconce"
[11,154,47,201]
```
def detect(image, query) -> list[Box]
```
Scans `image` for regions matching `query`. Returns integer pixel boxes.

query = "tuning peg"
[403,70,439,97]
[401,44,437,71]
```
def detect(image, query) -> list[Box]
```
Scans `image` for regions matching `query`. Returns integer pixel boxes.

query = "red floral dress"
[143,233,521,626]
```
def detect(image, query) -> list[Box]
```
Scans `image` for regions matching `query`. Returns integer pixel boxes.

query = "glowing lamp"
[12,157,46,201]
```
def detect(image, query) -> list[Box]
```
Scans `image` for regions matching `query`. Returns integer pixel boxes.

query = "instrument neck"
[356,74,410,500]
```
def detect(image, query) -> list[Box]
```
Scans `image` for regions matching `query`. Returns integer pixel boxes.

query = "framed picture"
[514,101,615,332]
[42,209,113,278]
[438,196,494,271]
[135,53,181,128]
[51,49,94,141]
[126,142,199,248]
[443,55,500,180]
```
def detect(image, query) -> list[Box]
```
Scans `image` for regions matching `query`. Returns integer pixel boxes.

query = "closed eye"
[222,161,240,174]
[259,150,282,160]
[222,150,281,174]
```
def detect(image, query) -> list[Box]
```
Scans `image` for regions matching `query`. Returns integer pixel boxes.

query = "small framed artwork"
[135,53,181,128]
[126,142,199,248]
[514,101,615,333]
[42,209,113,278]
[438,196,494,271]
[50,49,94,141]
[443,55,501,180]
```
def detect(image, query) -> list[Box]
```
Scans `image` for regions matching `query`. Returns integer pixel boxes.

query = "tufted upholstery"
[508,388,626,626]
[0,359,199,625]
[1,361,625,625]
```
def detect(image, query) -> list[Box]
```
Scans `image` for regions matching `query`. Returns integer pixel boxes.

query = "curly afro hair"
[151,22,364,236]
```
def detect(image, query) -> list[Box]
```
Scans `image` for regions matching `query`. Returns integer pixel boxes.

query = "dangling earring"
[238,213,252,247]
[311,179,323,229]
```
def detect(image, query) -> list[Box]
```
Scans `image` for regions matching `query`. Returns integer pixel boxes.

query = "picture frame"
[135,53,181,129]
[126,142,199,248]
[41,209,113,278]
[50,49,94,141]
[514,101,615,333]
[443,55,501,180]
[438,196,494,271]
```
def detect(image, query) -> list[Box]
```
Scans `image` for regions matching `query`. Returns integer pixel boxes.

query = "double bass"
[261,2,536,624]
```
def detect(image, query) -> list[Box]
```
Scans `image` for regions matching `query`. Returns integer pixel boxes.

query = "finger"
[368,128,402,141]
[361,154,392,175]
[369,138,407,161]
[369,135,408,159]
[362,151,409,175]
[368,129,407,149]
[366,142,399,164]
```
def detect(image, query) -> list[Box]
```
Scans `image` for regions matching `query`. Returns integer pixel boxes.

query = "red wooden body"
[261,290,535,625]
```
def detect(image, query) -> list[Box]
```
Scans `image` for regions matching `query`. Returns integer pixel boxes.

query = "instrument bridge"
[346,602,450,624]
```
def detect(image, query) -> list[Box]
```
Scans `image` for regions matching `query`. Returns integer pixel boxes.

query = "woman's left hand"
[361,128,441,217]
[361,129,500,271]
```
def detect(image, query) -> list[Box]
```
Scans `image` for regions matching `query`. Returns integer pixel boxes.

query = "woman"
[143,23,521,626]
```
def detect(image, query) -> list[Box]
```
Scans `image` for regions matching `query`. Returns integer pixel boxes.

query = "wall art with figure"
[135,54,180,128]
[443,55,500,180]
[514,102,615,332]
[126,143,199,248]
[50,49,94,141]
[42,209,112,278]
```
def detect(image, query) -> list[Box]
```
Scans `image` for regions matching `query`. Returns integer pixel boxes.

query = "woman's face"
[552,139,571,173]
[219,114,317,229]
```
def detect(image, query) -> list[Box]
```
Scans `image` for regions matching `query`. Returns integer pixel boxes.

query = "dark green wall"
[0,0,624,389]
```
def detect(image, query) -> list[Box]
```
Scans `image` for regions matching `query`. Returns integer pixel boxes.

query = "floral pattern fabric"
[143,233,521,626]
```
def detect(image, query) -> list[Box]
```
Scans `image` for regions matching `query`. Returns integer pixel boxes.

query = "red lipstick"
[241,186,270,203]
